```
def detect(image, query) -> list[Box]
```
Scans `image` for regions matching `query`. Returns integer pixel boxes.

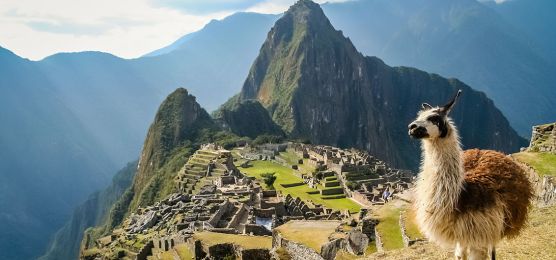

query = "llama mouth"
[409,128,428,139]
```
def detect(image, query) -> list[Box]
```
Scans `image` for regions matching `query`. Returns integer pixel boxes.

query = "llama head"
[408,90,462,139]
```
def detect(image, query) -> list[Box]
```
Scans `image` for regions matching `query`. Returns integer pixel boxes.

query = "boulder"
[346,230,369,255]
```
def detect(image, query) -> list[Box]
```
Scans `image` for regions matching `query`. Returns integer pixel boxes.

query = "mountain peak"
[283,0,333,33]
[231,0,525,168]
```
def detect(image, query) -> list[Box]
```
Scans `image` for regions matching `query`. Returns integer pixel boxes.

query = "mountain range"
[1,0,553,259]
[42,1,526,258]
[218,0,525,169]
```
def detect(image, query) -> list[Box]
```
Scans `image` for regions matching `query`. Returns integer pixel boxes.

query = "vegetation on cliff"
[214,97,284,138]
[80,88,246,249]
[224,0,526,169]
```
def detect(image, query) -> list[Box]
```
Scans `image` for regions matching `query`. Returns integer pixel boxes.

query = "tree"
[261,172,277,188]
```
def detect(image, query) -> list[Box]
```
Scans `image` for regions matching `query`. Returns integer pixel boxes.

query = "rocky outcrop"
[228,0,526,169]
[529,122,556,153]
[345,230,369,255]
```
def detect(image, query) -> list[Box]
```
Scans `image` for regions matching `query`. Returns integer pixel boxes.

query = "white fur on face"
[411,108,442,138]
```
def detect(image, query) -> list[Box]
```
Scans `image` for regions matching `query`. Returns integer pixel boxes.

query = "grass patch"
[403,208,423,240]
[366,242,377,255]
[193,232,272,249]
[158,250,175,260]
[279,149,302,165]
[275,220,341,253]
[335,250,359,259]
[513,152,556,176]
[375,204,404,250]
[174,244,194,259]
[238,160,360,213]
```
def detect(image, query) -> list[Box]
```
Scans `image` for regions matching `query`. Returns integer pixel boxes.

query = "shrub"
[346,181,361,190]
[315,172,324,180]
[253,134,284,145]
[261,172,277,188]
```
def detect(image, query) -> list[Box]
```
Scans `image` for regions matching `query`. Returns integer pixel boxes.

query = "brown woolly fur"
[461,149,533,238]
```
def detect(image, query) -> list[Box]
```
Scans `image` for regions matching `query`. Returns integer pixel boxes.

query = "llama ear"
[421,103,433,111]
[440,89,462,115]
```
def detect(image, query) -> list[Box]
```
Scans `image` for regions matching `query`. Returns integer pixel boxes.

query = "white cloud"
[0,0,229,60]
[150,0,263,14]
[0,0,351,60]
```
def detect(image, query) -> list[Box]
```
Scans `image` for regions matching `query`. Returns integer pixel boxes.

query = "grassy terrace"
[275,220,341,253]
[193,232,272,249]
[174,244,193,259]
[375,203,404,251]
[237,160,360,213]
[278,150,316,176]
[513,152,556,176]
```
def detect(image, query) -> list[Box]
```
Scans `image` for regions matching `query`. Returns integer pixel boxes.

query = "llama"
[408,90,532,260]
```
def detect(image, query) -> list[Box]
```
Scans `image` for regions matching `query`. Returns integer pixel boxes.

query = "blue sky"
[0,0,346,60]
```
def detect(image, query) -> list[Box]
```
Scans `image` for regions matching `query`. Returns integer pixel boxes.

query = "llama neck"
[417,128,464,213]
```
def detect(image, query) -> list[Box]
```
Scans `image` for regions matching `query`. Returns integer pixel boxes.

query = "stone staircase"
[319,174,346,199]
[175,148,234,194]
[175,149,220,194]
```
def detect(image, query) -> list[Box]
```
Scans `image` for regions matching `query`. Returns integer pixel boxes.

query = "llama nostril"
[409,123,417,130]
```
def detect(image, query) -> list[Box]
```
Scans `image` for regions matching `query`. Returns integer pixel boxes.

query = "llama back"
[462,149,533,238]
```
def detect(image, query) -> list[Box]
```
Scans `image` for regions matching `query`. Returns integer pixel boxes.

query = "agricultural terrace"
[236,159,361,213]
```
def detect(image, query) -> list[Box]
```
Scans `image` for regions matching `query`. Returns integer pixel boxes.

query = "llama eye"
[427,115,442,123]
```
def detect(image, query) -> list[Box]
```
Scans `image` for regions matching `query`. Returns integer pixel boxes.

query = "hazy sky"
[0,0,346,60]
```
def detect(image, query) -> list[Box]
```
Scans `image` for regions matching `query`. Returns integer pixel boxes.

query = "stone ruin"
[236,142,288,161]
[85,142,415,259]
[271,220,371,260]
[293,144,414,206]
[528,122,556,154]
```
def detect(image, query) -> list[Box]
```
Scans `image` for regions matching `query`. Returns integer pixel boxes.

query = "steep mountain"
[214,96,285,139]
[39,161,137,260]
[229,0,526,168]
[77,88,244,253]
[0,47,116,260]
[321,0,556,134]
[130,88,217,210]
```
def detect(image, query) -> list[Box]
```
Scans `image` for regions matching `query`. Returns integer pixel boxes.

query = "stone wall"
[529,123,556,153]
[239,248,272,260]
[193,236,270,260]
[136,240,154,260]
[520,161,556,207]
[272,231,324,260]
[374,226,384,253]
[228,204,248,228]
[208,200,233,227]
